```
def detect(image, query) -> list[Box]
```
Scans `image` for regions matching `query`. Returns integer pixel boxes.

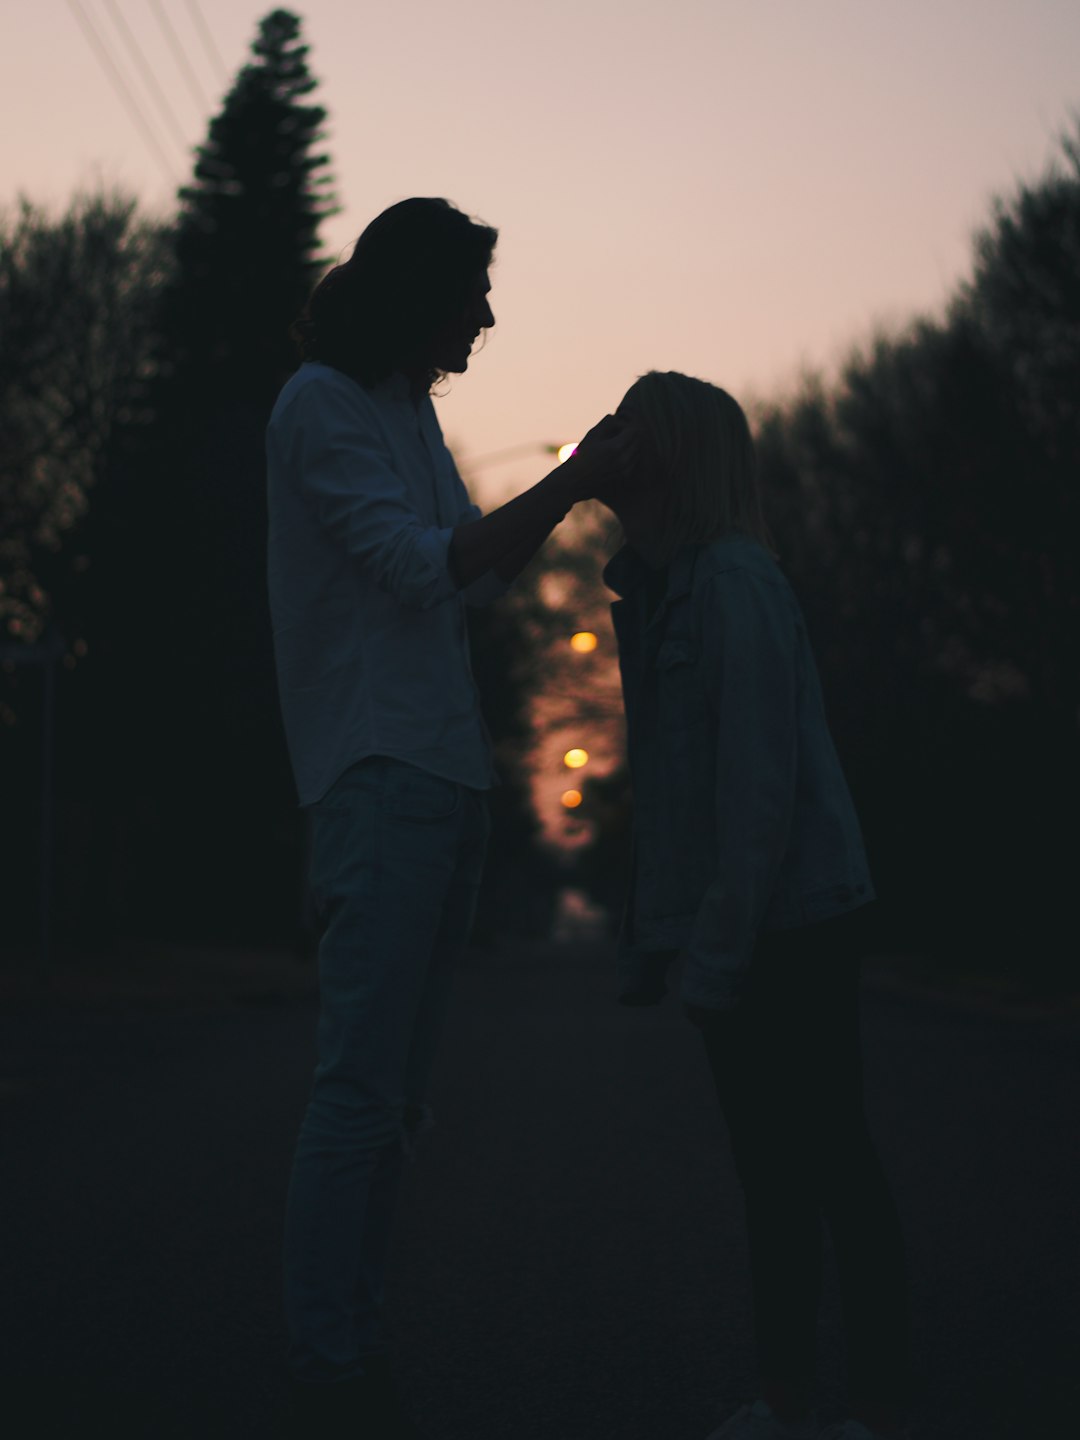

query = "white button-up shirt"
[266,361,508,806]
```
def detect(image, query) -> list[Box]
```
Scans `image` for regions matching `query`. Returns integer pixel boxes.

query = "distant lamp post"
[563,748,589,770]
[561,789,583,809]
[569,631,597,653]
[467,440,567,471]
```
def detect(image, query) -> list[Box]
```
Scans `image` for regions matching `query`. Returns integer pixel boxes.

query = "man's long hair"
[622,371,775,560]
[292,197,497,389]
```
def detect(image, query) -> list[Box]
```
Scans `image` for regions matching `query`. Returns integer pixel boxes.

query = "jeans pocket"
[383,760,462,822]
[317,756,384,812]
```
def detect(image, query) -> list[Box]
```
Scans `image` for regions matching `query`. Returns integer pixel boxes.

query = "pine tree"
[116,10,338,944]
[165,7,336,400]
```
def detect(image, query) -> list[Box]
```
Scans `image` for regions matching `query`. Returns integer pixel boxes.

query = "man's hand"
[563,414,638,502]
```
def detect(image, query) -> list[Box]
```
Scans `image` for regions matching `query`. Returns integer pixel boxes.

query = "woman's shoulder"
[694,534,787,589]
[692,540,805,644]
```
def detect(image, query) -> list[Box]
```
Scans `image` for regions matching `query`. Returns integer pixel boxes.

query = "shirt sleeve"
[680,569,799,1010]
[293,374,459,611]
[451,486,512,609]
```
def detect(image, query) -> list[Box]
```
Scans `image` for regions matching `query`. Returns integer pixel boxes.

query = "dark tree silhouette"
[744,121,1080,988]
[965,125,1080,458]
[0,192,167,652]
[959,127,1080,737]
[163,7,336,401]
[0,192,167,949]
[97,9,338,946]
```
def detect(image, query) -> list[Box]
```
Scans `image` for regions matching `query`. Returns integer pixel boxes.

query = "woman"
[595,371,911,1440]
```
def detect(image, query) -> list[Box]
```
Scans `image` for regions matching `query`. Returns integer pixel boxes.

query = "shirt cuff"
[410,525,461,608]
[462,569,512,606]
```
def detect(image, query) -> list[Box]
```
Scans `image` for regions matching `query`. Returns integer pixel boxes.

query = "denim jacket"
[604,534,874,1011]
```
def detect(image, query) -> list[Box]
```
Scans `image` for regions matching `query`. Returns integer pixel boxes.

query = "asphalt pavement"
[1,937,1077,1440]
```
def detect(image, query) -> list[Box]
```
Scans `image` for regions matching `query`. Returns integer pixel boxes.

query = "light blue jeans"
[283,755,490,1382]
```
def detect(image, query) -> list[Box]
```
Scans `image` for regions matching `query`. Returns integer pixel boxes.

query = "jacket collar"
[603,542,698,602]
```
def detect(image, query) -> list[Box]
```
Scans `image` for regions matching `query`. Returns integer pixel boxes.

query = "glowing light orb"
[563,748,589,769]
[557,442,579,464]
[561,789,583,809]
[570,631,598,653]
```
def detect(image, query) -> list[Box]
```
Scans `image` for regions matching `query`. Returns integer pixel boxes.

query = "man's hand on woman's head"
[564,413,639,502]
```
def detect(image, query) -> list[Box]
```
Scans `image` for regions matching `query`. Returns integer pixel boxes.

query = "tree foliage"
[109,9,340,943]
[1,9,340,949]
[163,7,336,400]
[0,193,167,649]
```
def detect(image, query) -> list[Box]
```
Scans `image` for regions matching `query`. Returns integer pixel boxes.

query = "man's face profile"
[429,270,495,374]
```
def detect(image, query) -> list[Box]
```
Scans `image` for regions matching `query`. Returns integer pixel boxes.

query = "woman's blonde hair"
[621,370,774,560]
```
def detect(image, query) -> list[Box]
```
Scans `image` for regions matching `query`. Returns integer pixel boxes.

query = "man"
[266,197,631,1438]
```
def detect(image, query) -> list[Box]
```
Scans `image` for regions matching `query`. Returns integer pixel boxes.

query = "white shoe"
[706,1399,818,1440]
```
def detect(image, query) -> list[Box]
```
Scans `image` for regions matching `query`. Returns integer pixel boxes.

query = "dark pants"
[700,908,910,1414]
[284,757,490,1382]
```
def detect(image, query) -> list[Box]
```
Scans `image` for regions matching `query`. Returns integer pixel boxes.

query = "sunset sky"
[4,0,1080,504]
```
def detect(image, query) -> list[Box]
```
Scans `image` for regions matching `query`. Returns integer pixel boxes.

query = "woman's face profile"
[613,394,664,502]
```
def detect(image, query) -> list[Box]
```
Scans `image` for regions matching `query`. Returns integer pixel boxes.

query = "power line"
[148,0,209,113]
[183,0,229,86]
[101,0,189,156]
[64,0,178,185]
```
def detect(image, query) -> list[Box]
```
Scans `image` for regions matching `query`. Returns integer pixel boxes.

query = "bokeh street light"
[561,789,583,809]
[465,440,576,471]
[563,748,589,769]
[570,631,597,653]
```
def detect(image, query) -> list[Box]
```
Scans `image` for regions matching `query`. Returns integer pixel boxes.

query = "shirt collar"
[371,370,416,405]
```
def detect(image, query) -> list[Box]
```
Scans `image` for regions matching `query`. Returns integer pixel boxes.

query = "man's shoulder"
[270,362,371,427]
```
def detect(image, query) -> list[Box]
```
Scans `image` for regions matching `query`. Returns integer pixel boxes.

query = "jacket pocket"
[656,639,708,729]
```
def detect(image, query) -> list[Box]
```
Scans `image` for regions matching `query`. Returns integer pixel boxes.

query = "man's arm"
[294,379,625,609]
[449,466,576,589]
[448,416,634,590]
[489,512,563,584]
